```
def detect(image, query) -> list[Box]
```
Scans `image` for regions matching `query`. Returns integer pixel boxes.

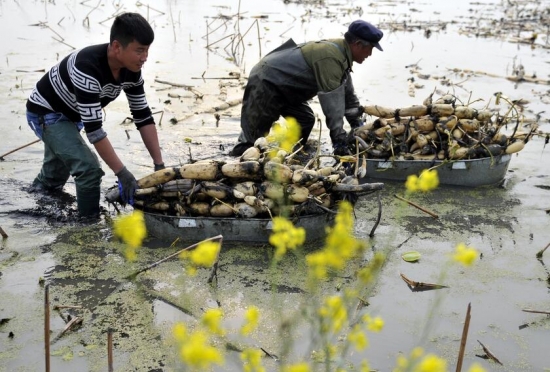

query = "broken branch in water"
[476,340,503,365]
[0,226,7,239]
[394,194,439,219]
[400,273,448,291]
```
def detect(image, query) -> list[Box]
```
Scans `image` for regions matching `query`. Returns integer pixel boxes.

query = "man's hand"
[116,166,138,205]
[154,162,165,171]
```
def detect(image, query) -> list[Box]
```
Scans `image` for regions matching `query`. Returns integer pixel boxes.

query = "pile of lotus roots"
[352,94,530,161]
[106,137,383,218]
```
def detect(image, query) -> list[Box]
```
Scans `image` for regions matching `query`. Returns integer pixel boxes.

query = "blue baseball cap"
[348,20,384,51]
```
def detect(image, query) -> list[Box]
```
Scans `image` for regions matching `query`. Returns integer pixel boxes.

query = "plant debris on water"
[0,0,550,371]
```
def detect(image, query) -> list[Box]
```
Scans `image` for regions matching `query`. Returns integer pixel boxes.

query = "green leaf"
[402,251,421,262]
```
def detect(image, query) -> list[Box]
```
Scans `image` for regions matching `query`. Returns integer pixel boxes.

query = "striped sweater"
[26,43,154,138]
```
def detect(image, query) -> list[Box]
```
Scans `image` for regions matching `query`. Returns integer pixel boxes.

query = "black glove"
[154,162,165,171]
[116,166,138,205]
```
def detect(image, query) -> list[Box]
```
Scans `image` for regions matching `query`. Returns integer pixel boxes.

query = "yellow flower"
[467,363,486,372]
[410,347,424,360]
[266,117,301,156]
[240,348,265,372]
[360,360,371,372]
[241,306,260,336]
[452,243,478,267]
[318,296,347,334]
[179,241,221,274]
[366,316,384,333]
[113,210,146,261]
[269,217,306,261]
[306,201,366,280]
[418,169,439,191]
[201,308,225,336]
[393,347,424,372]
[348,324,369,351]
[413,354,447,372]
[282,362,311,372]
[172,322,187,341]
[178,330,224,370]
[405,169,439,192]
[405,174,420,192]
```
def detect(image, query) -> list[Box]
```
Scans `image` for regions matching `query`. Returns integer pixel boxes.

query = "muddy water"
[1,0,550,371]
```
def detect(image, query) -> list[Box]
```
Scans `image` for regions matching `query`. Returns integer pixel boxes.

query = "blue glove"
[116,166,137,205]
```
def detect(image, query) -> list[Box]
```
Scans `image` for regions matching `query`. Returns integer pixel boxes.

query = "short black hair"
[110,12,154,47]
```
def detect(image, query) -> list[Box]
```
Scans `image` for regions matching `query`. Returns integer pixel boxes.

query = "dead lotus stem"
[0,139,41,160]
[207,236,224,284]
[369,192,382,237]
[135,1,165,15]
[455,303,472,372]
[213,197,238,213]
[394,194,439,219]
[477,340,503,365]
[535,241,550,258]
[0,226,8,239]
[126,235,224,280]
[107,329,114,372]
[522,308,550,315]
[51,316,83,344]
[44,284,50,372]
[52,305,83,310]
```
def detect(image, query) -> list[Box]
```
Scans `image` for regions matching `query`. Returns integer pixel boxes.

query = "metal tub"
[362,154,512,187]
[144,212,334,244]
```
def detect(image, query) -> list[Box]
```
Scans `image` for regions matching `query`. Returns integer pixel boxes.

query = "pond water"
[1,0,550,371]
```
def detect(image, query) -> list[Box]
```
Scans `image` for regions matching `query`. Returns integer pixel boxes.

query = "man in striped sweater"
[26,12,164,217]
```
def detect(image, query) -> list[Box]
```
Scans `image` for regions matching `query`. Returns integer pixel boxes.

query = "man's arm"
[123,74,164,168]
[138,123,163,166]
[93,136,125,174]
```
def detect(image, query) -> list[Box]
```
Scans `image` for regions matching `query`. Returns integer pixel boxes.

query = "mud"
[1,0,550,371]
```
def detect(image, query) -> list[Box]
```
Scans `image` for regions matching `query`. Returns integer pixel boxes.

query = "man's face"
[115,40,150,72]
[351,42,374,64]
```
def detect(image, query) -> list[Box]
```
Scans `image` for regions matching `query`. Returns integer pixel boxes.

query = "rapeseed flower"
[306,201,366,279]
[176,329,224,370]
[467,363,486,372]
[405,169,439,192]
[269,217,306,261]
[318,295,347,334]
[240,348,265,372]
[179,240,221,275]
[363,314,384,333]
[201,308,225,336]
[414,354,447,372]
[113,210,146,261]
[241,306,260,336]
[282,363,310,372]
[452,243,478,267]
[266,116,301,156]
[348,324,369,351]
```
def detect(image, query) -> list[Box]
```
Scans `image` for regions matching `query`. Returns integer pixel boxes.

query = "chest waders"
[230,39,318,156]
